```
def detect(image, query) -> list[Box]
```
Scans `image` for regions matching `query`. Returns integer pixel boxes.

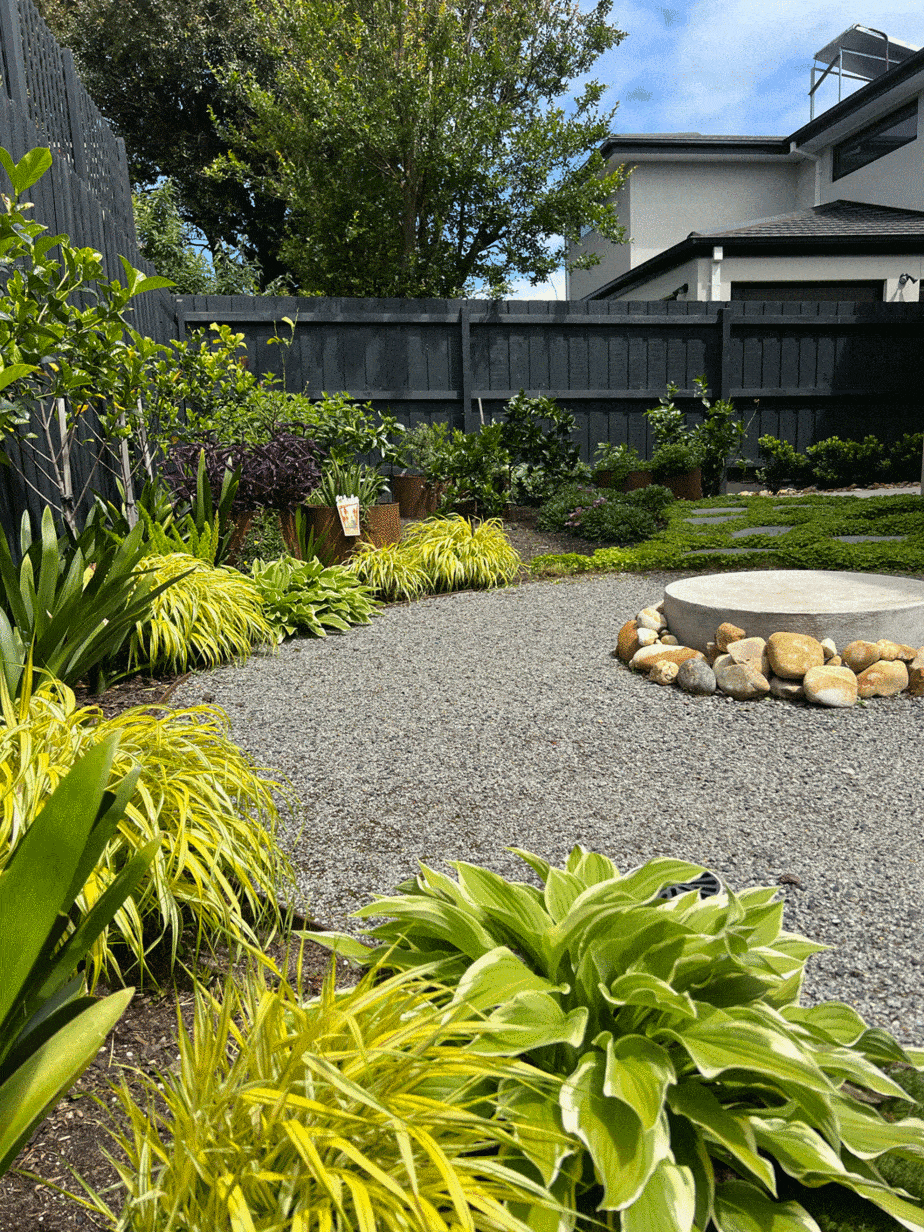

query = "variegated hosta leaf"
[712,1180,821,1231]
[307,847,924,1229]
[560,1053,671,1211]
[621,1160,697,1232]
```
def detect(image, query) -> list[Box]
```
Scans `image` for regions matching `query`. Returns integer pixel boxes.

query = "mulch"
[2,513,597,1231]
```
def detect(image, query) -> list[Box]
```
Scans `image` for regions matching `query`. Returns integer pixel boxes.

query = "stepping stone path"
[679,506,909,561]
[832,534,905,544]
[730,525,790,538]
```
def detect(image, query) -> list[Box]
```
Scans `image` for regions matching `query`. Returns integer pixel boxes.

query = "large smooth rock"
[615,620,640,663]
[842,640,880,673]
[637,606,667,632]
[629,644,704,673]
[726,636,770,677]
[716,621,746,651]
[802,665,858,708]
[649,660,680,686]
[908,653,924,697]
[767,631,825,680]
[677,658,717,696]
[769,676,805,701]
[715,662,770,700]
[663,571,924,653]
[856,660,909,698]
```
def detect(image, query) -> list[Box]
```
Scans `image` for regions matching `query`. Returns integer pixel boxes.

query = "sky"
[510,0,923,298]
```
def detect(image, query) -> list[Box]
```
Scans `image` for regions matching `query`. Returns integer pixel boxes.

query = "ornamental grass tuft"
[129,552,274,671]
[0,677,291,983]
[348,515,521,600]
[88,956,567,1232]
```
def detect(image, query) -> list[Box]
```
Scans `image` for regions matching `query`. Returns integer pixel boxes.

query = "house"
[570,25,924,303]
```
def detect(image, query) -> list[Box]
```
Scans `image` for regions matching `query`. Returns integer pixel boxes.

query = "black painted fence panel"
[176,296,924,467]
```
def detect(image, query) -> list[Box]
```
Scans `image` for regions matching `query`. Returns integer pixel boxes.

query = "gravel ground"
[175,569,924,1045]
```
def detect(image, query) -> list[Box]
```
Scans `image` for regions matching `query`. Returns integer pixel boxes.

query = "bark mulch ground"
[1,515,593,1231]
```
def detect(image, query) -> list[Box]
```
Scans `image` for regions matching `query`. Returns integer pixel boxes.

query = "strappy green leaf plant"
[310,848,924,1231]
[0,736,155,1177]
[85,956,568,1232]
[0,679,290,983]
[249,555,378,638]
[0,506,181,696]
[128,552,274,671]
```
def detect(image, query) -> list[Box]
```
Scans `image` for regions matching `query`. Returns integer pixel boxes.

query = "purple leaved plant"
[166,427,326,513]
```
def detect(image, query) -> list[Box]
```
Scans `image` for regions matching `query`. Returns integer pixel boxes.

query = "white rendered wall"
[568,183,632,300]
[815,95,924,211]
[614,253,923,301]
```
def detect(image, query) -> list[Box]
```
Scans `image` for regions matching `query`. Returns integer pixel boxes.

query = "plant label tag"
[336,495,361,536]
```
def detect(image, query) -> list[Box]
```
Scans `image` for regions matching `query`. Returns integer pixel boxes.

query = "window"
[731,281,883,302]
[832,101,918,180]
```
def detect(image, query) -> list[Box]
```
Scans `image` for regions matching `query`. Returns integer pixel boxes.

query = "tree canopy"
[217,0,628,297]
[37,0,292,287]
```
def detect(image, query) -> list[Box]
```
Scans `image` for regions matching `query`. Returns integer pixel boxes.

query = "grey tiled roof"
[692,200,924,239]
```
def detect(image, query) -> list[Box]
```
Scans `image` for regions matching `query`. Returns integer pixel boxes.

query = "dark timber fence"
[176,295,924,464]
[0,0,178,540]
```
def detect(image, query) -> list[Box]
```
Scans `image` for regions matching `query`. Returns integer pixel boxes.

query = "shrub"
[129,553,274,671]
[591,442,642,488]
[164,430,325,514]
[312,847,924,1230]
[249,555,378,638]
[501,391,580,505]
[650,440,700,481]
[89,959,566,1232]
[0,680,290,982]
[805,435,882,489]
[887,432,924,482]
[0,737,154,1177]
[757,436,813,491]
[536,483,673,544]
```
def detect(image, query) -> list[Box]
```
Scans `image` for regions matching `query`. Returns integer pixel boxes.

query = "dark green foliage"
[501,393,580,505]
[650,440,700,481]
[758,431,924,491]
[440,423,511,518]
[536,482,673,544]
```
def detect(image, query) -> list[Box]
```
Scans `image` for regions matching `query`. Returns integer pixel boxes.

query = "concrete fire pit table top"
[662,570,924,653]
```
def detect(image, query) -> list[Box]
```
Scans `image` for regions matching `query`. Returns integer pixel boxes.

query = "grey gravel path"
[175,571,924,1044]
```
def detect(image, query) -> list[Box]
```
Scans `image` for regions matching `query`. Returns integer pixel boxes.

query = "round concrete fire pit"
[663,570,924,654]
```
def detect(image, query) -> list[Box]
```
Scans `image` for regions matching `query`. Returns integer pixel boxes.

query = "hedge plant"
[311,847,924,1231]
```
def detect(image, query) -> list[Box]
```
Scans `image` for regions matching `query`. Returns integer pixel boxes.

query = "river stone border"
[614,603,924,707]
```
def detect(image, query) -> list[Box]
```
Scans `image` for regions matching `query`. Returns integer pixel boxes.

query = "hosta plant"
[128,552,274,671]
[311,848,924,1231]
[0,679,290,983]
[0,736,155,1177]
[88,957,566,1232]
[249,555,378,638]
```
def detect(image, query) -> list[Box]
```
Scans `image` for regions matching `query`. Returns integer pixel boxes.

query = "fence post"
[62,49,88,181]
[717,305,732,401]
[460,299,477,432]
[0,0,27,109]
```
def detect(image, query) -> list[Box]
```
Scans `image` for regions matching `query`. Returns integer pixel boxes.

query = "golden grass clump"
[0,678,292,983]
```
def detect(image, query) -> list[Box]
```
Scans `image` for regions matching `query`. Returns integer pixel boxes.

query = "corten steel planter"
[224,512,254,566]
[390,474,444,519]
[658,466,702,500]
[620,468,654,493]
[291,503,402,563]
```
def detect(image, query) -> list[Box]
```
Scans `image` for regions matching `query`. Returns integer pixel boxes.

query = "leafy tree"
[37,0,292,288]
[133,180,265,295]
[215,0,629,297]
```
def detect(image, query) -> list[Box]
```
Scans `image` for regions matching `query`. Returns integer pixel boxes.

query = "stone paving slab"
[730,525,791,538]
[682,547,776,557]
[832,535,906,544]
[684,515,739,525]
